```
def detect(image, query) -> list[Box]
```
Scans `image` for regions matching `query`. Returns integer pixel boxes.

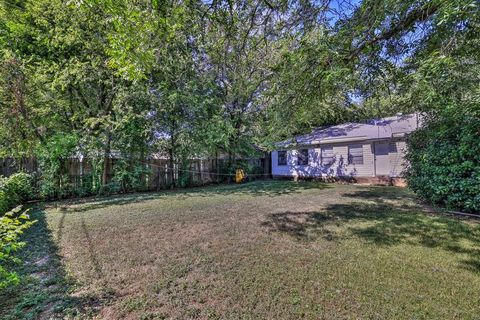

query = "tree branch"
[347,1,441,61]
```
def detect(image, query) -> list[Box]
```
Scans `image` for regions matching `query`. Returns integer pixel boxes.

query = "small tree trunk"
[215,150,219,183]
[264,151,271,178]
[140,149,146,190]
[169,147,175,188]
[101,134,111,188]
[227,151,234,184]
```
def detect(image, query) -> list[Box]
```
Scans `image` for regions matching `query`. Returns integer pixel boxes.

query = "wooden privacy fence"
[0,158,39,177]
[0,156,271,192]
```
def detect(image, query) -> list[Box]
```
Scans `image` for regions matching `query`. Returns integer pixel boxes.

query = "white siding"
[272,142,376,178]
[272,140,410,178]
[346,143,375,177]
[389,141,407,177]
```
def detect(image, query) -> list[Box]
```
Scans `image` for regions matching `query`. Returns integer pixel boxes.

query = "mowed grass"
[2,180,480,319]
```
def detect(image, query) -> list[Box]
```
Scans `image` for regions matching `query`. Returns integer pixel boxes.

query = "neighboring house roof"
[276,113,420,148]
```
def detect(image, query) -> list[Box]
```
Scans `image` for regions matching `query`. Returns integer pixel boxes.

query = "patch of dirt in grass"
[34,255,50,267]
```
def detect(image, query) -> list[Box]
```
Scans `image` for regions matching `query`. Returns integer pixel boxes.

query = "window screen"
[277,150,287,166]
[297,149,309,165]
[321,147,334,165]
[349,144,364,165]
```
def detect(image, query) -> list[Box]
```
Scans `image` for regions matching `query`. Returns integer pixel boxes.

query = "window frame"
[321,146,334,166]
[297,148,309,166]
[348,144,364,165]
[277,150,287,166]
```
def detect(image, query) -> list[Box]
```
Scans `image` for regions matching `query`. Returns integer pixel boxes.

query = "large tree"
[201,0,286,168]
[0,0,156,192]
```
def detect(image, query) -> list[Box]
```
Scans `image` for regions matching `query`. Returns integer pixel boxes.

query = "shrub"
[3,172,33,202]
[0,206,35,289]
[37,133,79,199]
[0,190,8,216]
[405,111,480,213]
[0,173,33,214]
[112,160,150,192]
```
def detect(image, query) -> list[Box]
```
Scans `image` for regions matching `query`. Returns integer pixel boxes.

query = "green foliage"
[0,190,8,217]
[3,172,33,202]
[0,50,41,158]
[0,0,478,207]
[265,28,355,140]
[37,133,79,199]
[112,160,151,193]
[0,206,35,289]
[406,111,480,213]
[177,161,194,188]
[403,1,480,213]
[0,173,33,213]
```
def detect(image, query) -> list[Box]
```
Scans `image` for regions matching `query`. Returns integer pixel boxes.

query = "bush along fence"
[0,206,35,289]
[0,173,36,290]
[0,155,272,200]
[0,173,33,213]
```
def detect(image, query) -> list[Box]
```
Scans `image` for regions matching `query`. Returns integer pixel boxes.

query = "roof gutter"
[276,136,369,149]
[313,136,368,144]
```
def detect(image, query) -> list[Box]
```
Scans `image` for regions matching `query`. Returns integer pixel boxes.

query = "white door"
[374,142,390,176]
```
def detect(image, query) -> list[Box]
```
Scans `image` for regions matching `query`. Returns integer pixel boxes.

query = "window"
[389,142,398,153]
[297,149,309,165]
[277,150,287,166]
[349,144,364,165]
[321,147,334,165]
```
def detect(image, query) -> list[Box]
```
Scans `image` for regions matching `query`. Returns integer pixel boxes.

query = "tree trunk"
[169,147,175,188]
[101,134,111,188]
[264,151,271,178]
[215,150,219,184]
[227,151,234,183]
[140,148,146,190]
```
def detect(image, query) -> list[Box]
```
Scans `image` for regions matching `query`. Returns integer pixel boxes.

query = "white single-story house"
[271,113,421,184]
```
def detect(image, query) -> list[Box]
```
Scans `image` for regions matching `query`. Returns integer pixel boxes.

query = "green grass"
[2,180,480,319]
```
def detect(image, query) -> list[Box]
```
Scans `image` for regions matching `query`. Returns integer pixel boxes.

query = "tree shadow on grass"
[51,193,167,213]
[0,208,113,319]
[342,186,415,202]
[262,189,480,274]
[186,180,332,198]
[55,180,331,213]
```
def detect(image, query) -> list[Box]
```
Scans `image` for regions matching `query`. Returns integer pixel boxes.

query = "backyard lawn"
[1,180,479,319]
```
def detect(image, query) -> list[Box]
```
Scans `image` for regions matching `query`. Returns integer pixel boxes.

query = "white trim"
[313,136,367,144]
[392,132,406,138]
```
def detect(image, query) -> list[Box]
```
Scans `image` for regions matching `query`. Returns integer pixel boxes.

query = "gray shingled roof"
[276,113,420,148]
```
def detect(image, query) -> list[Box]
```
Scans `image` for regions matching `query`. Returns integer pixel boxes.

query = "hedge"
[405,112,480,213]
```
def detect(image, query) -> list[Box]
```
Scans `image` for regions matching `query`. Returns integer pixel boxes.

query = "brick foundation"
[272,175,407,187]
